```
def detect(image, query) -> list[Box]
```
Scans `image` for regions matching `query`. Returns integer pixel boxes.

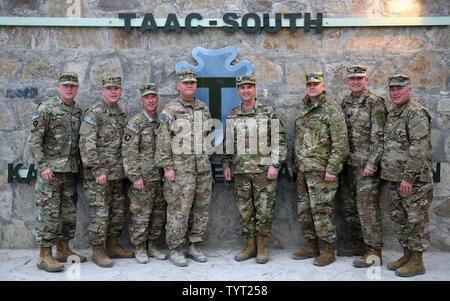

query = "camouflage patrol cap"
[347,65,367,77]
[305,72,324,84]
[387,74,410,87]
[58,72,79,85]
[236,74,256,86]
[102,75,122,88]
[140,83,158,96]
[177,70,197,82]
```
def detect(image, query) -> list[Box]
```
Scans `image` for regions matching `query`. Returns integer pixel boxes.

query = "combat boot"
[256,235,269,264]
[352,247,382,268]
[147,240,168,260]
[337,239,368,257]
[134,243,149,264]
[170,247,188,267]
[387,248,410,271]
[234,236,257,261]
[92,244,113,268]
[106,237,134,258]
[292,239,319,260]
[313,241,336,266]
[395,251,425,277]
[187,242,207,263]
[37,246,64,272]
[55,240,87,263]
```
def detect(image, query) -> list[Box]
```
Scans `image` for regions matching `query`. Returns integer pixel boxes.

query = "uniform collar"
[143,110,157,123]
[178,96,197,109]
[389,99,411,116]
[302,92,327,110]
[345,89,369,104]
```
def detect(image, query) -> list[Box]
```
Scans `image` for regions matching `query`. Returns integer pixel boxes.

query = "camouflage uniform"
[31,90,82,247]
[223,98,287,237]
[79,78,127,246]
[122,110,166,247]
[381,76,433,252]
[155,93,212,251]
[294,76,349,244]
[339,68,387,249]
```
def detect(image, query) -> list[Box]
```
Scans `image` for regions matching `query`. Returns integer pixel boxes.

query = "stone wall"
[0,0,449,251]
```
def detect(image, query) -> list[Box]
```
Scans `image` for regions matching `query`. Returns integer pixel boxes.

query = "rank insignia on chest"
[33,120,39,128]
[124,133,131,141]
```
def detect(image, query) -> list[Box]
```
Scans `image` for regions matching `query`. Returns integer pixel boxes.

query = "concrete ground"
[0,248,449,281]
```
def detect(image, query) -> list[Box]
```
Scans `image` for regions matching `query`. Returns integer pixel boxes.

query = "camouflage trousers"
[128,179,166,246]
[338,165,383,248]
[233,172,277,237]
[35,172,77,247]
[163,170,212,250]
[387,181,433,252]
[296,171,338,243]
[84,178,126,246]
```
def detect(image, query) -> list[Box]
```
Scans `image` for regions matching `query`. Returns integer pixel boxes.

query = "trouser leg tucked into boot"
[147,240,168,260]
[235,236,257,261]
[292,239,319,260]
[92,244,113,268]
[387,248,410,271]
[337,239,368,257]
[106,237,134,258]
[170,246,188,267]
[352,246,382,268]
[187,242,207,263]
[55,240,87,263]
[134,243,149,264]
[256,235,269,264]
[395,251,425,277]
[37,246,64,272]
[313,241,336,266]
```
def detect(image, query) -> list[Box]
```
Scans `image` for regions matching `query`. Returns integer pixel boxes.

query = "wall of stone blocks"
[0,0,449,251]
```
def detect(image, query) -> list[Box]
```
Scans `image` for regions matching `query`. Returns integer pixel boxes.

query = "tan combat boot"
[37,246,64,272]
[234,236,257,261]
[292,239,319,260]
[387,248,410,271]
[353,247,382,268]
[55,240,87,263]
[187,242,207,262]
[170,247,188,267]
[92,244,113,268]
[134,243,149,264]
[313,241,336,266]
[106,237,134,258]
[147,240,168,260]
[256,235,269,264]
[337,239,368,257]
[395,251,425,277]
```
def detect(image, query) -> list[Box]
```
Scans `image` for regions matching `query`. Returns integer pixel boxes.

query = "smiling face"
[57,84,78,104]
[306,81,325,99]
[101,86,123,106]
[347,76,368,96]
[237,83,256,104]
[141,93,159,116]
[177,81,197,101]
[389,85,412,107]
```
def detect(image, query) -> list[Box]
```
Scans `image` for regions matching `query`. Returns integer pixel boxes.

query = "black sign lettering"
[186,13,203,33]
[263,13,282,33]
[118,13,137,33]
[222,13,239,33]
[141,13,158,32]
[241,13,261,34]
[164,13,181,33]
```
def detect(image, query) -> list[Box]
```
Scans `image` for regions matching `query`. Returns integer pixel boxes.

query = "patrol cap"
[177,70,197,82]
[387,74,410,87]
[140,83,158,97]
[102,75,122,88]
[58,72,79,85]
[347,65,367,78]
[236,74,256,86]
[305,72,324,84]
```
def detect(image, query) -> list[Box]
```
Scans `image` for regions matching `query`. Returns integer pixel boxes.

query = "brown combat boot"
[292,239,319,260]
[106,237,134,258]
[337,239,368,257]
[37,246,64,272]
[92,244,113,268]
[234,236,257,261]
[313,241,336,266]
[55,240,87,263]
[395,251,425,277]
[353,247,382,268]
[256,235,269,264]
[387,248,410,271]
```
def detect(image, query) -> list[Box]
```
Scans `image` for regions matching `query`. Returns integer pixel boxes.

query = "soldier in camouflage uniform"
[31,72,86,272]
[155,70,213,267]
[381,75,433,277]
[337,65,387,268]
[122,83,168,264]
[223,74,287,264]
[292,72,349,266]
[79,75,133,268]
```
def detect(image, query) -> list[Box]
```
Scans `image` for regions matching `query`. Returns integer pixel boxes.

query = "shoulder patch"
[158,113,170,124]
[83,116,97,125]
[126,123,139,134]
